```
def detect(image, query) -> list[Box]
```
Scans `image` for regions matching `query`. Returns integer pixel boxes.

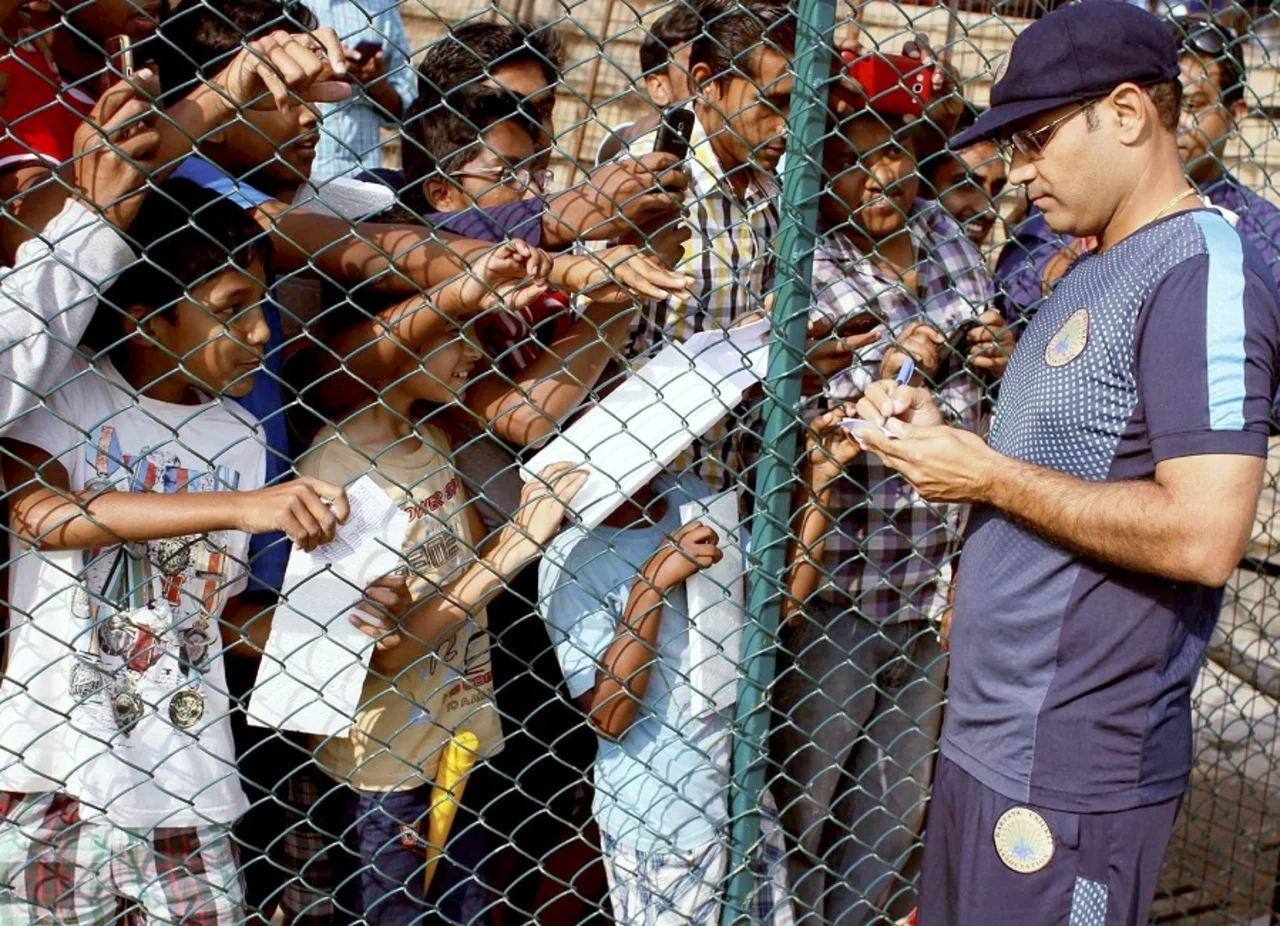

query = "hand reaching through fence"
[215,26,350,109]
[71,72,162,231]
[235,477,351,552]
[543,151,690,245]
[435,238,552,316]
[964,309,1017,377]
[551,244,694,305]
[348,574,412,653]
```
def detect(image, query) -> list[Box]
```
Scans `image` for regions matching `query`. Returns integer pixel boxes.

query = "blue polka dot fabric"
[1069,876,1108,926]
[989,214,1201,481]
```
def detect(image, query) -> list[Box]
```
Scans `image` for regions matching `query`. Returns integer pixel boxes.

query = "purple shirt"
[946,209,1280,812]
[1201,171,1280,291]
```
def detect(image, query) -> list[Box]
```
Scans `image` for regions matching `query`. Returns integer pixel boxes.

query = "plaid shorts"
[601,800,794,926]
[278,766,340,926]
[0,791,244,926]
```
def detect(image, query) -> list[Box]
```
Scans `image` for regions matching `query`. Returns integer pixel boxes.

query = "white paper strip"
[522,320,771,529]
[680,489,746,716]
[248,476,409,735]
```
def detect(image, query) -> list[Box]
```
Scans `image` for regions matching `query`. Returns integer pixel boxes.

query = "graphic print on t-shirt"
[70,424,245,738]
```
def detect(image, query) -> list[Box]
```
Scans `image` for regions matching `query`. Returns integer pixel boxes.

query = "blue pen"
[895,356,915,385]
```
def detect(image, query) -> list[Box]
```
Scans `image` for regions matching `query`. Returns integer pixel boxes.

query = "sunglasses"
[996,99,1095,162]
[1167,15,1239,57]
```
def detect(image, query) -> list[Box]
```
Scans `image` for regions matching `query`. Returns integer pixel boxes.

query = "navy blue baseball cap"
[951,1,1181,149]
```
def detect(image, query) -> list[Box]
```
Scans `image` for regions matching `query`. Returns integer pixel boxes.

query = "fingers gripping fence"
[0,1,1279,926]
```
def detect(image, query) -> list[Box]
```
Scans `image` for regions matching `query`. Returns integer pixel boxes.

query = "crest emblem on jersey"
[993,807,1055,873]
[1045,308,1089,367]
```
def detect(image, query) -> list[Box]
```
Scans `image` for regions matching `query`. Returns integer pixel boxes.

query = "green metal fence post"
[722,1,837,922]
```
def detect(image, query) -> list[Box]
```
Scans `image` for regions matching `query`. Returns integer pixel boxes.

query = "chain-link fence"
[0,0,1278,924]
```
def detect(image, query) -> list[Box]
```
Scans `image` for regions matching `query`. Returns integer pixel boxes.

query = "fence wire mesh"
[0,0,1278,924]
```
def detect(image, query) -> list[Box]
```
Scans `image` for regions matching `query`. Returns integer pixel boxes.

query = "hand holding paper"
[248,475,410,735]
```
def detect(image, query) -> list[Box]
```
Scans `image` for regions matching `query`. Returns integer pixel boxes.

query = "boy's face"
[214,95,321,189]
[427,119,540,213]
[821,117,919,241]
[145,261,270,399]
[408,325,483,406]
[74,0,160,41]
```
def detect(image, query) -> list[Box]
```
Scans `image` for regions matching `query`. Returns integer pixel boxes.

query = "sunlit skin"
[1005,84,1193,249]
[692,46,793,194]
[645,44,695,108]
[1005,101,1111,240]
[70,0,161,42]
[121,260,271,404]
[932,140,1008,246]
[1177,53,1249,186]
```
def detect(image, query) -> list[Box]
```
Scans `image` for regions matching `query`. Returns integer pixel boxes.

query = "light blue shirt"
[538,472,731,853]
[308,0,416,181]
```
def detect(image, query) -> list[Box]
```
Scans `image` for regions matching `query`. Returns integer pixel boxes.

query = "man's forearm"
[470,302,632,446]
[783,463,838,619]
[982,453,1246,584]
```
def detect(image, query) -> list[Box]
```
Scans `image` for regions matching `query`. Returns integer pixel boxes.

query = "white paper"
[248,475,409,735]
[680,490,746,716]
[523,323,772,529]
[841,418,900,445]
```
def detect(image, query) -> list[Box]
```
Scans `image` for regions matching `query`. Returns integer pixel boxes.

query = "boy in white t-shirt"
[0,180,407,925]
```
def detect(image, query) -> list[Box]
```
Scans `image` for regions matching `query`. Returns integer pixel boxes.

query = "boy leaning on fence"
[537,405,862,926]
[0,180,408,924]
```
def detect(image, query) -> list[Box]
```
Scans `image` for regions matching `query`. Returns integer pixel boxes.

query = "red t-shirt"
[0,46,96,172]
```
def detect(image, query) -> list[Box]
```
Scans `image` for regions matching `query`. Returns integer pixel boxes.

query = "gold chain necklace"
[1148,188,1199,225]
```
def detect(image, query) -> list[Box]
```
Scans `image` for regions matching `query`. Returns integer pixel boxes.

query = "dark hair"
[154,0,319,104]
[93,179,271,344]
[688,0,796,85]
[1172,18,1246,107]
[400,84,533,215]
[415,20,565,105]
[640,3,702,76]
[1146,79,1183,131]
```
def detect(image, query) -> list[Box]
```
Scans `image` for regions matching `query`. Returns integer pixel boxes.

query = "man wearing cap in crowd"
[850,3,1280,924]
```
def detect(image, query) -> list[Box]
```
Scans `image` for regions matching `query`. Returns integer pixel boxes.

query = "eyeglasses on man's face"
[452,166,554,192]
[997,99,1095,162]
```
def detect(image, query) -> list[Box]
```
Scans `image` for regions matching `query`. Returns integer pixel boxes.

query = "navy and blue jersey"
[945,209,1280,813]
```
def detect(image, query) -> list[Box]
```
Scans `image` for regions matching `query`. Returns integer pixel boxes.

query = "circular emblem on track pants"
[993,807,1055,873]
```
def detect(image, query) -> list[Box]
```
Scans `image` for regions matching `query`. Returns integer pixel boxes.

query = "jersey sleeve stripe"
[1193,211,1249,431]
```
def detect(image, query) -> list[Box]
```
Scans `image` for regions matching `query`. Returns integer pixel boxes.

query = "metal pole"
[721,0,837,920]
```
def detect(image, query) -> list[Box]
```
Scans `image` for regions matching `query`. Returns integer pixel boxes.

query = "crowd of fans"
[0,0,1275,924]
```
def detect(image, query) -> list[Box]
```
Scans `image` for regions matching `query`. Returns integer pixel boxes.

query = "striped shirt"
[622,109,780,493]
[308,0,417,181]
